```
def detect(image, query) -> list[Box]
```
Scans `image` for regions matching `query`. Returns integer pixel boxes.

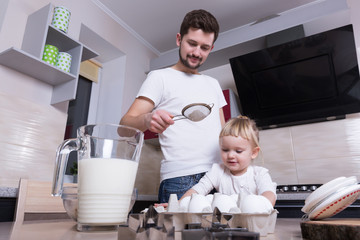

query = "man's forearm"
[120,114,148,132]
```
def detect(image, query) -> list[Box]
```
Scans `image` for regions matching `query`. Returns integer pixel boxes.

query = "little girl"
[180,115,277,206]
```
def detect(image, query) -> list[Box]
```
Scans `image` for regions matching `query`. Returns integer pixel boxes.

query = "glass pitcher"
[52,124,144,231]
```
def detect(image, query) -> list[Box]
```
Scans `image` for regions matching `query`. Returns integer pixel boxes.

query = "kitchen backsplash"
[0,92,67,188]
[255,113,360,185]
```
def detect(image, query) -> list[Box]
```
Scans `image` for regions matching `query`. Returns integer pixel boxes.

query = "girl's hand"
[154,203,168,209]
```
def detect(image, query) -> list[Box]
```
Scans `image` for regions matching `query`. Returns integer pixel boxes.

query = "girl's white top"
[192,164,277,197]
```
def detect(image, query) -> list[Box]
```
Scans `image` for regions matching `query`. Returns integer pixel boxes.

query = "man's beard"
[179,48,202,70]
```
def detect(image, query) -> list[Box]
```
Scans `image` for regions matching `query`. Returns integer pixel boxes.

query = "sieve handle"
[172,115,186,121]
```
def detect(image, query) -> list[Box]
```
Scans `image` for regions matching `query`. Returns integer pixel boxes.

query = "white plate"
[308,184,360,220]
[302,176,357,213]
[304,177,346,206]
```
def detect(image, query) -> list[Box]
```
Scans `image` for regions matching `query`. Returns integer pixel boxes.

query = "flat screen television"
[229,24,360,129]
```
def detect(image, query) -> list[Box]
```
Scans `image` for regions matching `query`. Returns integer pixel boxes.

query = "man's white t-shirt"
[192,164,277,197]
[137,67,227,182]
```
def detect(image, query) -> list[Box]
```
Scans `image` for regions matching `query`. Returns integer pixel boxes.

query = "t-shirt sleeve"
[205,76,227,109]
[191,163,223,195]
[136,70,164,107]
[254,166,277,197]
[212,78,227,109]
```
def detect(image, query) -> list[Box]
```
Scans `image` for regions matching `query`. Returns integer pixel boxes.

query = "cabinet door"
[144,130,158,140]
[222,89,231,122]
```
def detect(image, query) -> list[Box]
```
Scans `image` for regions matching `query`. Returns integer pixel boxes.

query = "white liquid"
[77,158,138,225]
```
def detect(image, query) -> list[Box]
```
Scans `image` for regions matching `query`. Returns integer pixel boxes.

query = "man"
[120,9,227,203]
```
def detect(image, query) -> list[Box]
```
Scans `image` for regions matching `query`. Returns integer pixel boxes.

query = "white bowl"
[61,187,138,221]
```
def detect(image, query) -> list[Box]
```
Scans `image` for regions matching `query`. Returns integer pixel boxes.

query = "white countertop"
[0,187,312,200]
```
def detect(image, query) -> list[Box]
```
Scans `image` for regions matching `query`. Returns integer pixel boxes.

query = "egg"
[205,194,214,204]
[240,195,273,214]
[188,194,212,213]
[179,196,191,212]
[211,193,238,213]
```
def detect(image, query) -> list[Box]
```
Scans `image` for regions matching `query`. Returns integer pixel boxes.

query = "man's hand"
[145,109,175,134]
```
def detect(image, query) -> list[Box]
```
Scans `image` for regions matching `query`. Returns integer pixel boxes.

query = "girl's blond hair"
[220,116,260,148]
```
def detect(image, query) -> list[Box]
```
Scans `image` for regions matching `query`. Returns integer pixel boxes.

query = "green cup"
[42,44,59,66]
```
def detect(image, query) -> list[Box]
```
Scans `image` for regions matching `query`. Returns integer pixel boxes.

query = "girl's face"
[220,135,259,176]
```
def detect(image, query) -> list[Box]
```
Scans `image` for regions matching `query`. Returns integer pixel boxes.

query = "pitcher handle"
[52,138,79,196]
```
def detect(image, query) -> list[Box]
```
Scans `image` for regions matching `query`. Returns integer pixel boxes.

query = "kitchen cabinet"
[0,3,98,105]
[222,88,241,121]
[144,130,159,141]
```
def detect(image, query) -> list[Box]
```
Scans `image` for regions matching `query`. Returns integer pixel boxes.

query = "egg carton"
[159,209,278,237]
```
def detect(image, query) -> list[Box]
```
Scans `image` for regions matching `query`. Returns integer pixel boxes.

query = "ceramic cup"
[56,52,72,72]
[42,44,59,66]
[51,6,71,33]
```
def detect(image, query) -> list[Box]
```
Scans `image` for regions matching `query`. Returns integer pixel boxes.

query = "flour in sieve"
[187,110,207,121]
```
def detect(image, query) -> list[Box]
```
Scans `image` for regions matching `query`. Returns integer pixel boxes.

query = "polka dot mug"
[51,6,71,33]
[42,44,59,66]
[56,52,72,73]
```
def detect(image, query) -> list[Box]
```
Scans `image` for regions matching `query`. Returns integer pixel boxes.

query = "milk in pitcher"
[77,158,138,224]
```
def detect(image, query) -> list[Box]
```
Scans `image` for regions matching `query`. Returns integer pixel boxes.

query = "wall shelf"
[0,3,98,105]
[82,44,99,62]
[0,47,76,85]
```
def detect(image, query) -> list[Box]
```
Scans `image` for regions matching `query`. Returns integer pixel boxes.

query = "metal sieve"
[173,103,214,122]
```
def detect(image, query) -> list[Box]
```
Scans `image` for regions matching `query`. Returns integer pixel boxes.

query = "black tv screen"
[229,24,360,129]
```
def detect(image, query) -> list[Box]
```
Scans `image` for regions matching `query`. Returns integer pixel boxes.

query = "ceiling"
[95,0,321,56]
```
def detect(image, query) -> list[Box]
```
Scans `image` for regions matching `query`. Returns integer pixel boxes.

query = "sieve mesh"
[183,105,211,121]
[171,103,214,122]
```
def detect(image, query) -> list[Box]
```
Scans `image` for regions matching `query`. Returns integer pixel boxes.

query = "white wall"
[95,56,126,124]
[0,0,9,32]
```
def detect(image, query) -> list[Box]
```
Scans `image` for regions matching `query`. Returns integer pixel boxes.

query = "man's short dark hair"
[180,9,219,43]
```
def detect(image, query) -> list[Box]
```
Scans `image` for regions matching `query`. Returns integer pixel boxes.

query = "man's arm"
[120,96,174,133]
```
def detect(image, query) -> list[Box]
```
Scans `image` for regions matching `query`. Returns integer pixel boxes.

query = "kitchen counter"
[276,192,311,200]
[0,218,306,240]
[0,186,157,201]
[0,187,17,198]
[0,187,312,200]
